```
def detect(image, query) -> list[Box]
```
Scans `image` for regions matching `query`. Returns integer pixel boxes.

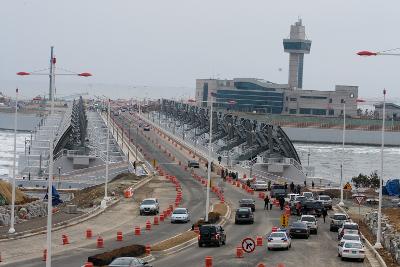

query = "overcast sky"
[1,0,399,101]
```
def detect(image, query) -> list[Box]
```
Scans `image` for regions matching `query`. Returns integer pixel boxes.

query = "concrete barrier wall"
[282,127,400,146]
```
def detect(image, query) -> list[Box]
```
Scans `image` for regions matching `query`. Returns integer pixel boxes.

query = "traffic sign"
[241,237,256,253]
[151,159,157,167]
[343,182,352,190]
[280,214,289,227]
[354,196,365,205]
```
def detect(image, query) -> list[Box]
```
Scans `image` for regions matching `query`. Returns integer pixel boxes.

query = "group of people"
[263,195,285,210]
[289,181,302,194]
[220,168,239,181]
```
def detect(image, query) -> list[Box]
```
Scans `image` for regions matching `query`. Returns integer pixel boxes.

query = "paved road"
[3,114,210,267]
[134,112,370,267]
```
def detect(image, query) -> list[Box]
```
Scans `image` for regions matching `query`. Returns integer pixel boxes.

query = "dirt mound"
[0,181,31,205]
[70,173,143,208]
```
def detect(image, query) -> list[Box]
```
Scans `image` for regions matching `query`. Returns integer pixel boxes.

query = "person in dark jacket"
[246,179,251,187]
[279,196,285,210]
[264,195,270,210]
[322,207,328,223]
[221,169,225,179]
[290,182,295,193]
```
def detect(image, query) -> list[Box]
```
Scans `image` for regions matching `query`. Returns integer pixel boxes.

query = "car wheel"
[360,258,364,262]
[235,220,238,224]
[314,229,318,234]
[329,227,334,232]
[140,211,143,216]
[198,242,202,247]
[222,239,226,245]
[267,247,271,251]
[341,256,345,261]
[306,235,309,239]
[337,253,341,257]
[216,240,221,247]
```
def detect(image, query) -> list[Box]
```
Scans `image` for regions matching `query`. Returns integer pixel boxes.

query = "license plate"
[240,215,246,218]
[352,251,357,254]
[295,230,301,233]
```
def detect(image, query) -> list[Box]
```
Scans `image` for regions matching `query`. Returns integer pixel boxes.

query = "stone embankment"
[0,200,47,226]
[364,211,400,264]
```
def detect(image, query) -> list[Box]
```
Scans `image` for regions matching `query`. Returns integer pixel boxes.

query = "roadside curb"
[336,204,387,267]
[152,202,232,256]
[0,176,153,242]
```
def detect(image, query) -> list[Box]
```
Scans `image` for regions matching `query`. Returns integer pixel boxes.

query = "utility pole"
[8,88,18,234]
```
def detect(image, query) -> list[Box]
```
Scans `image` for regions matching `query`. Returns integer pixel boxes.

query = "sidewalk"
[0,175,176,265]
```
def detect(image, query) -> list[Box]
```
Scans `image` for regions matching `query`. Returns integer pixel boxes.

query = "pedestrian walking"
[296,202,301,216]
[322,207,328,223]
[221,169,224,179]
[312,180,315,188]
[264,195,270,210]
[296,184,301,194]
[304,180,307,187]
[246,179,251,188]
[290,182,295,193]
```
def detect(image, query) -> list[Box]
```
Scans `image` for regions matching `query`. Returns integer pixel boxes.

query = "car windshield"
[343,235,360,241]
[291,222,307,228]
[301,217,315,222]
[237,208,250,213]
[240,199,254,204]
[319,196,330,200]
[333,214,347,220]
[303,193,313,197]
[173,209,187,214]
[270,232,286,238]
[142,200,155,205]
[344,242,362,249]
[344,224,359,230]
[111,258,134,265]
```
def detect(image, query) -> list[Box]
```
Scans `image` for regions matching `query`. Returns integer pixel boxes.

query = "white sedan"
[251,180,269,191]
[338,241,365,262]
[171,208,190,223]
[267,231,291,250]
[300,215,318,234]
[339,234,361,247]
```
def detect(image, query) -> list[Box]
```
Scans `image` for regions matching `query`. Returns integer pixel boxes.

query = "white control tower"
[283,19,312,89]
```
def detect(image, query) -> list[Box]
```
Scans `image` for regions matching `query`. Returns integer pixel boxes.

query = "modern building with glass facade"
[195,78,358,117]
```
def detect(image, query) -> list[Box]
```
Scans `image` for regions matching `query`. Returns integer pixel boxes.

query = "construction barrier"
[42,249,47,261]
[117,231,123,241]
[272,226,278,232]
[84,262,94,267]
[134,226,141,235]
[153,216,159,225]
[62,234,69,245]
[86,229,92,239]
[236,246,244,258]
[205,256,213,267]
[145,244,151,256]
[124,187,134,198]
[257,264,266,267]
[194,226,200,234]
[160,214,165,222]
[97,236,104,248]
[146,220,151,230]
[256,236,263,246]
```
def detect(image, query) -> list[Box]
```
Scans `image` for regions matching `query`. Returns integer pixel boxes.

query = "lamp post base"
[8,227,16,234]
[373,242,383,249]
[338,201,345,206]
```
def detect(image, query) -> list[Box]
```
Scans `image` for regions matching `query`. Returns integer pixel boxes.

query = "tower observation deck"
[283,19,311,89]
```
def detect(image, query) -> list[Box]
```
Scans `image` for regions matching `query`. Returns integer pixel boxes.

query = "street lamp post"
[188,98,236,222]
[8,88,19,234]
[357,50,392,248]
[17,46,91,267]
[58,167,61,189]
[375,89,386,248]
[102,98,111,208]
[339,102,346,206]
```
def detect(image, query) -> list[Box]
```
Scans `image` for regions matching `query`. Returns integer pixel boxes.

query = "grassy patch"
[213,203,227,216]
[152,231,198,251]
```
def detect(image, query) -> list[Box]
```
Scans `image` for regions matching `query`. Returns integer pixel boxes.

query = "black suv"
[198,225,226,247]
[303,200,323,217]
[235,208,254,224]
[188,160,200,168]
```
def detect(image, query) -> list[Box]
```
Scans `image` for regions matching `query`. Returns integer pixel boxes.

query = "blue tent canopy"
[383,179,400,196]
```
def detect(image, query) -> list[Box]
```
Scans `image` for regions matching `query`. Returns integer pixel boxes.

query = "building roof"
[374,102,400,110]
